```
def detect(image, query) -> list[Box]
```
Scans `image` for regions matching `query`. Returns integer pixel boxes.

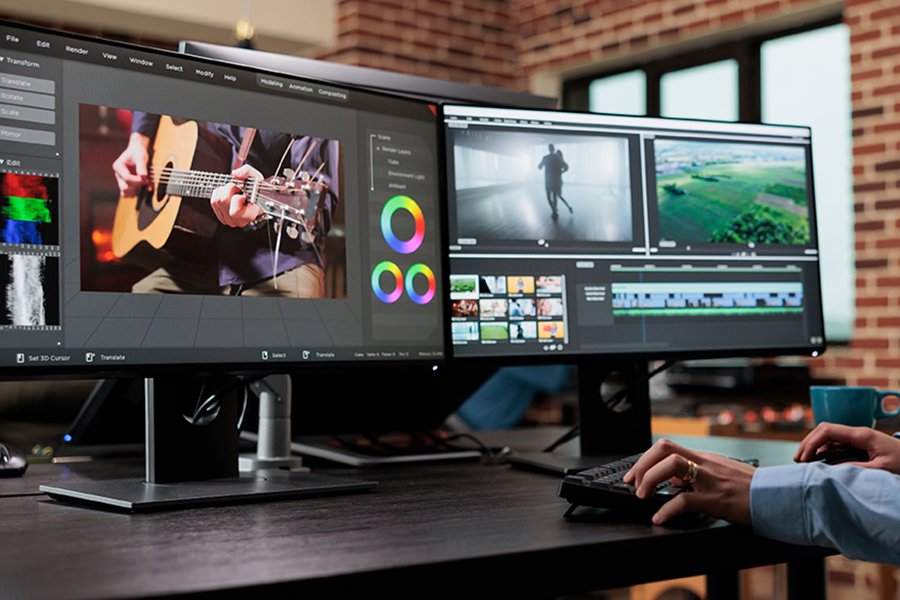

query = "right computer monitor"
[443,105,825,362]
[443,104,826,472]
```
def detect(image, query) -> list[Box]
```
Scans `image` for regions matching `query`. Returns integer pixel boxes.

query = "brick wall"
[314,0,521,90]
[842,0,900,387]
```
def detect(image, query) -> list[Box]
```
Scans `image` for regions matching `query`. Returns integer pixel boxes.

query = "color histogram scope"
[0,173,59,246]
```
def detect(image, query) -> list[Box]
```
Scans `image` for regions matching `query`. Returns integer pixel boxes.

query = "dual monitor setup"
[0,22,825,510]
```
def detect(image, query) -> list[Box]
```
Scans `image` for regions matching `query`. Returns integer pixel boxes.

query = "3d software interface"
[0,24,444,369]
[444,105,825,358]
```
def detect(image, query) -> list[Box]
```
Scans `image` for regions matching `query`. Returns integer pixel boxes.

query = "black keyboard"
[557,453,687,516]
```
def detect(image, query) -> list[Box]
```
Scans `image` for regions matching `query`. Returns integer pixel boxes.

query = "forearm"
[751,463,900,566]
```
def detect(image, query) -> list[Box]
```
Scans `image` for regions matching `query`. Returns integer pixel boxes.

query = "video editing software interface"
[444,105,825,358]
[0,23,444,371]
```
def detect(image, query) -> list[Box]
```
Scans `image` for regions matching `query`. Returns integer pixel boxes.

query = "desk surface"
[0,431,830,599]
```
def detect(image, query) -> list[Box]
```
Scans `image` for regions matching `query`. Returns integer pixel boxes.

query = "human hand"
[112,133,151,196]
[794,422,900,475]
[210,164,264,228]
[622,438,756,526]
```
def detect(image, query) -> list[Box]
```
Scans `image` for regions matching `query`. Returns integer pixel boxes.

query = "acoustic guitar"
[111,116,327,270]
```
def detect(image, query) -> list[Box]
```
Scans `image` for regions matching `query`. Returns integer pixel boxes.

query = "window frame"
[562,16,843,123]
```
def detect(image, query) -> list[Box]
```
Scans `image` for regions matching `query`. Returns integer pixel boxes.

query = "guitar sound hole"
[154,162,173,210]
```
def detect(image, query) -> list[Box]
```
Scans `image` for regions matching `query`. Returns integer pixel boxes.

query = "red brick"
[874,84,900,97]
[854,143,887,156]
[853,107,885,119]
[873,47,900,60]
[877,277,900,287]
[720,10,744,25]
[855,182,887,193]
[876,160,900,172]
[878,317,900,327]
[872,5,900,20]
[858,378,891,387]
[852,338,891,349]
[856,220,886,231]
[754,1,780,17]
[836,357,865,368]
[874,122,900,133]
[876,237,900,248]
[856,297,890,307]
[852,68,882,82]
[850,29,881,44]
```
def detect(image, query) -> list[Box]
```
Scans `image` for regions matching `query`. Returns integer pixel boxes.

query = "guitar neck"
[162,169,242,200]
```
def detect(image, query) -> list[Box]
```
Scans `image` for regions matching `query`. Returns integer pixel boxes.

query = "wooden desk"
[0,431,831,599]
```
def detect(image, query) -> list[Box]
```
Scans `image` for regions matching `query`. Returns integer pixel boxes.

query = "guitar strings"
[144,166,324,229]
[147,166,325,194]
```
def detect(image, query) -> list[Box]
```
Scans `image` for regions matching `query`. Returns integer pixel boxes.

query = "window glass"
[661,60,739,121]
[589,70,646,115]
[762,24,853,340]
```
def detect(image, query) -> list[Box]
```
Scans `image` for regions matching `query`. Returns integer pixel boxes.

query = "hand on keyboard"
[623,439,756,526]
[558,453,688,516]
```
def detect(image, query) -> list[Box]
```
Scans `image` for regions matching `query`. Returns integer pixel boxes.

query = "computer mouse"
[810,446,869,465]
[0,443,28,477]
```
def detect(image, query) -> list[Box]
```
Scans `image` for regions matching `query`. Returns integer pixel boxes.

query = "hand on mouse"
[794,423,900,475]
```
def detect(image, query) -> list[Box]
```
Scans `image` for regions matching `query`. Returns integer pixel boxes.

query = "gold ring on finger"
[682,459,699,484]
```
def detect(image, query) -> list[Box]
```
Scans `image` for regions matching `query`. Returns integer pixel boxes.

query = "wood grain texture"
[0,433,832,599]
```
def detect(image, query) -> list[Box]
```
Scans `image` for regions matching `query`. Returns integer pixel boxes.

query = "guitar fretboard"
[161,170,243,199]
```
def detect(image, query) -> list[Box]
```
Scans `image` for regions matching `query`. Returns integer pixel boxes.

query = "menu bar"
[1,24,354,107]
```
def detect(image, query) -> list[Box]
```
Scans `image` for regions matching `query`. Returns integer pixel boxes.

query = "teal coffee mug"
[810,386,900,427]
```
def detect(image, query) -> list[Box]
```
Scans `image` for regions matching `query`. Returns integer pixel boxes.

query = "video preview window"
[78,104,346,298]
[452,129,633,244]
[654,139,810,246]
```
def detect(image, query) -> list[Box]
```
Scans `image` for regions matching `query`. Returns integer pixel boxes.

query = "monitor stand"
[40,376,375,511]
[507,361,652,475]
[288,434,482,467]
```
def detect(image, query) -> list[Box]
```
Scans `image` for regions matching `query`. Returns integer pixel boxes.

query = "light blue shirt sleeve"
[750,462,900,566]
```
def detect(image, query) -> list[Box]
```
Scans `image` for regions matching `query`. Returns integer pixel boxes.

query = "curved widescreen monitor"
[0,22,445,378]
[443,104,826,362]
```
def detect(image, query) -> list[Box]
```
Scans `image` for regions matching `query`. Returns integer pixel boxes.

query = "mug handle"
[876,391,900,419]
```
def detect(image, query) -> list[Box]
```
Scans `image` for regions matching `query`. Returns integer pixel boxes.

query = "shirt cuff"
[750,463,811,545]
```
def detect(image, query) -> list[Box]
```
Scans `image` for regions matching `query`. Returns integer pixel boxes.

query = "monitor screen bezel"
[439,102,827,366]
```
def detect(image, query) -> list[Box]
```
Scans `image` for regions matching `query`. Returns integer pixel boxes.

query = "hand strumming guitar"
[210,164,264,228]
[112,132,151,197]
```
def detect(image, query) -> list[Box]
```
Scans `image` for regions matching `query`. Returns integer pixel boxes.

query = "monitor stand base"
[291,434,481,467]
[40,469,375,512]
[507,448,627,476]
[41,376,376,512]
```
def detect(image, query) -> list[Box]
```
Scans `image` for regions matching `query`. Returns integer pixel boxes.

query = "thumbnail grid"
[450,274,566,344]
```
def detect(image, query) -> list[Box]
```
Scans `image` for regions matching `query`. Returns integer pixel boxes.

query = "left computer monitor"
[0,21,445,508]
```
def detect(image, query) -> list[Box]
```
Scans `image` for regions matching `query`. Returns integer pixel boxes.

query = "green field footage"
[655,140,810,245]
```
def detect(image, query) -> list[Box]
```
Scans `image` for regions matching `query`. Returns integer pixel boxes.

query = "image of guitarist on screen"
[111,111,340,298]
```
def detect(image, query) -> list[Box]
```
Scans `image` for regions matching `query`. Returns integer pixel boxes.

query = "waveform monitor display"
[0,173,59,247]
